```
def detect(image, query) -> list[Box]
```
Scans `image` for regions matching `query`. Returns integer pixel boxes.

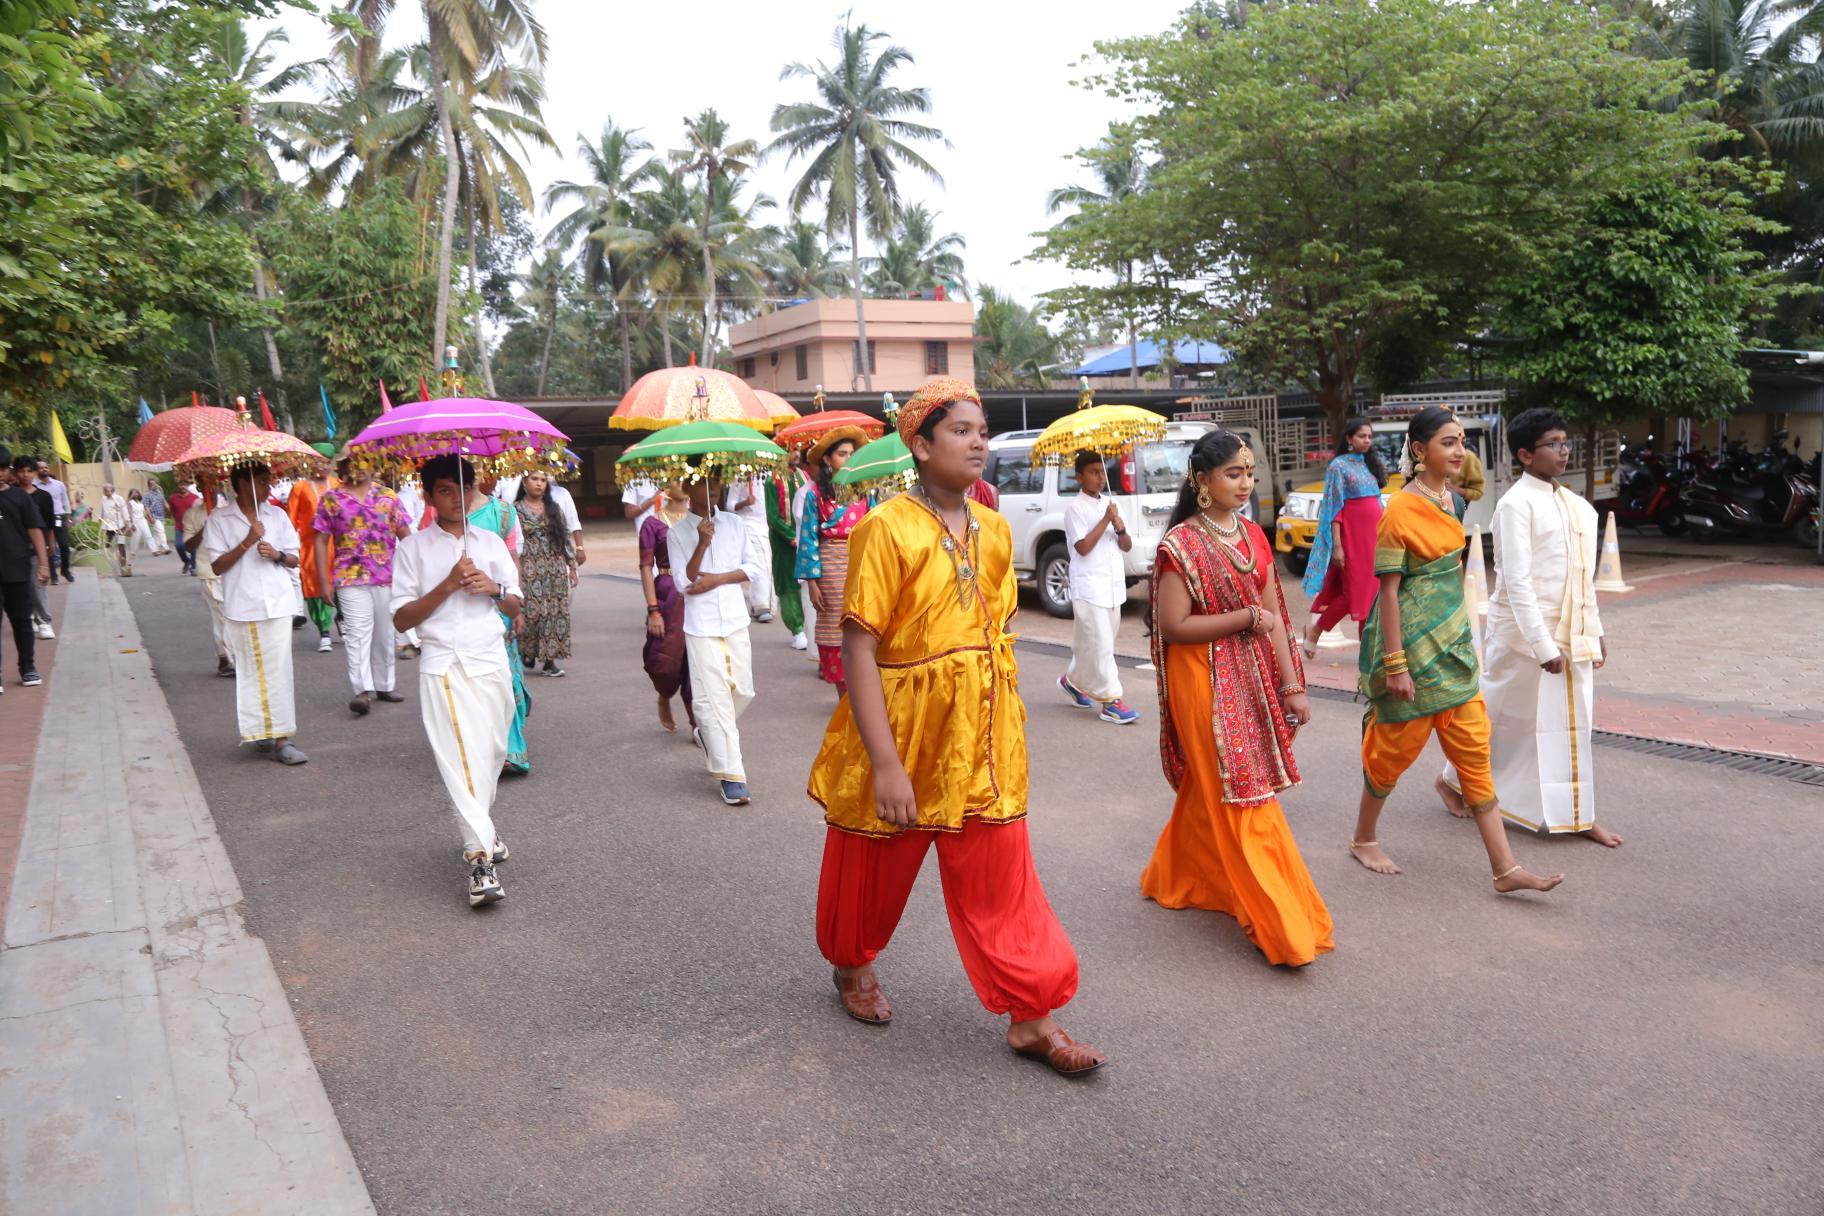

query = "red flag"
[378,379,394,413]
[191,390,200,409]
[258,391,278,431]
[418,376,431,402]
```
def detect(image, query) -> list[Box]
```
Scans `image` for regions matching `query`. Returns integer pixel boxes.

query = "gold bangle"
[1278,682,1305,696]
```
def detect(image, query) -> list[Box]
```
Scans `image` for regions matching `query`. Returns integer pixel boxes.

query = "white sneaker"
[36,622,54,640]
[466,852,504,907]
[317,635,333,653]
[790,632,808,650]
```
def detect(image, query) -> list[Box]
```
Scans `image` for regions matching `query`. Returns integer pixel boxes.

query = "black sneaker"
[20,670,41,688]
[217,656,235,678]
[466,853,504,907]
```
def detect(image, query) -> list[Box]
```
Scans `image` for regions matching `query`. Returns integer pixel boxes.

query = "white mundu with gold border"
[1446,473,1604,832]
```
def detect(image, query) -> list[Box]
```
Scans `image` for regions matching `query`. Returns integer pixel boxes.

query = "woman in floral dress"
[514,471,576,677]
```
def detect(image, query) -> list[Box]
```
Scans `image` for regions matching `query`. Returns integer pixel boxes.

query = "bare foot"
[1492,866,1564,893]
[1301,626,1320,659]
[657,695,676,733]
[1584,823,1624,848]
[1435,775,1473,819]
[1349,840,1402,875]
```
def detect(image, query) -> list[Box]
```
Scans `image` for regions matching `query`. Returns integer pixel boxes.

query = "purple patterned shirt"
[313,484,411,587]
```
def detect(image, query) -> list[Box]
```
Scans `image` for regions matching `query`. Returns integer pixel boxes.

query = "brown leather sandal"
[1011,1029,1106,1077]
[832,966,892,1025]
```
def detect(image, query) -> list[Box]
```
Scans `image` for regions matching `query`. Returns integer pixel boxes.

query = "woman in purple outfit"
[639,482,695,733]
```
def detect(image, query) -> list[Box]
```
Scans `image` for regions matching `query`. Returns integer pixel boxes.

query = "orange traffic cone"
[1594,511,1634,593]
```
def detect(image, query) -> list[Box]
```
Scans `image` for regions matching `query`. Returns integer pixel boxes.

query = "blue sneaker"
[720,780,751,806]
[1058,674,1094,709]
[1098,699,1140,725]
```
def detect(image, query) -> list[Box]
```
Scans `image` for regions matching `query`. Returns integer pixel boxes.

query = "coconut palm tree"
[1048,125,1148,388]
[1642,0,1824,159]
[601,168,707,369]
[768,219,850,299]
[516,249,565,395]
[766,17,947,391]
[545,121,658,390]
[351,0,548,371]
[673,109,760,365]
[865,203,967,297]
[974,287,1065,389]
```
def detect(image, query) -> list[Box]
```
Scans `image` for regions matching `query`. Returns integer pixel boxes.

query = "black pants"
[0,578,34,677]
[51,522,72,578]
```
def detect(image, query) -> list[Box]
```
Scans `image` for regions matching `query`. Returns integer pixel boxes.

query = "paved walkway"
[0,575,374,1215]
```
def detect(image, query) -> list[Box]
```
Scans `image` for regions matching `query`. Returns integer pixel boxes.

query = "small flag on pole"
[138,396,154,425]
[258,391,278,431]
[50,411,76,464]
[320,384,337,440]
[418,376,431,403]
[379,379,394,413]
[192,390,201,409]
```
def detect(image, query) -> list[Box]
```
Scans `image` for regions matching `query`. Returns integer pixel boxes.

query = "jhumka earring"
[1196,484,1213,509]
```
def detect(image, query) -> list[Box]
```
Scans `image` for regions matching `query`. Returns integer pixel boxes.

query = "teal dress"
[468,496,531,775]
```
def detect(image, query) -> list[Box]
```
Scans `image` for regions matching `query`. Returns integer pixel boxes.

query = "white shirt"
[622,478,660,527]
[548,483,582,535]
[100,493,129,532]
[396,482,425,530]
[42,476,68,519]
[791,481,816,534]
[201,501,304,622]
[666,508,765,638]
[729,475,767,524]
[390,524,523,676]
[1489,473,1604,664]
[128,498,147,527]
[1063,491,1128,609]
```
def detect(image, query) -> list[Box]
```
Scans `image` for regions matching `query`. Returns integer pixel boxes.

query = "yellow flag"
[50,411,76,463]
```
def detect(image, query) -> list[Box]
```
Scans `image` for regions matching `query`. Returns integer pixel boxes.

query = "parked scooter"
[1680,430,1820,543]
[1597,443,1688,536]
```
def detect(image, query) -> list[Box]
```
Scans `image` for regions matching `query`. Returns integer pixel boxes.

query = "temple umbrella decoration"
[755,389,801,430]
[772,409,886,455]
[615,420,790,487]
[1028,403,1170,466]
[881,391,900,430]
[611,353,777,432]
[832,431,914,501]
[172,411,330,484]
[127,405,243,471]
[344,397,573,480]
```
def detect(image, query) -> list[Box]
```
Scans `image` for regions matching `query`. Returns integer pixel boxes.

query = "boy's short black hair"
[229,463,271,490]
[1508,407,1569,459]
[1073,450,1102,475]
[12,453,38,472]
[419,454,475,494]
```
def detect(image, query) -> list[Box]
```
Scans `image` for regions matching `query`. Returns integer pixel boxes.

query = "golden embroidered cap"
[806,425,872,468]
[897,378,981,447]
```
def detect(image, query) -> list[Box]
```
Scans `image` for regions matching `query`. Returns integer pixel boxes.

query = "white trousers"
[199,577,230,658]
[742,518,774,615]
[227,616,296,741]
[1066,601,1123,703]
[130,518,159,555]
[1447,632,1599,833]
[420,659,514,854]
[337,584,395,694]
[686,629,754,782]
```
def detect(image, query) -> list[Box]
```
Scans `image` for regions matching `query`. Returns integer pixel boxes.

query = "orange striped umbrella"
[610,354,775,432]
[773,409,885,454]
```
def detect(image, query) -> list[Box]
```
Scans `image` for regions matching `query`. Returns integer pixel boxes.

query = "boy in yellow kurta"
[809,378,1106,1078]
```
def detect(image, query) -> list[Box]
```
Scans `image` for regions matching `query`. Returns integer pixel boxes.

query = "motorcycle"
[1680,430,1820,543]
[1597,443,1688,536]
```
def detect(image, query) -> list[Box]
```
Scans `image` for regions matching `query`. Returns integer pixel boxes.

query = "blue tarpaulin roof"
[1070,339,1230,376]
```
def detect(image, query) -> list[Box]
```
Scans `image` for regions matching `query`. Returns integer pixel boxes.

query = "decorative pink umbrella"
[346,397,571,478]
[127,405,243,471]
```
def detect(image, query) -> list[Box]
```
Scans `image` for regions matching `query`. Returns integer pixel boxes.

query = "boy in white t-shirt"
[1059,451,1138,725]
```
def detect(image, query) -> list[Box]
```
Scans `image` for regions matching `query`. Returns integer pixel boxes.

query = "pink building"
[728,298,976,395]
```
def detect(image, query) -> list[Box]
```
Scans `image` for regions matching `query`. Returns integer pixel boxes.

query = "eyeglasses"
[1531,440,1572,452]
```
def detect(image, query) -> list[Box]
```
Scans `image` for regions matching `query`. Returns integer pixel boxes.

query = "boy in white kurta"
[392,455,524,907]
[1442,408,1622,847]
[667,475,767,807]
[1059,451,1138,724]
[200,464,307,764]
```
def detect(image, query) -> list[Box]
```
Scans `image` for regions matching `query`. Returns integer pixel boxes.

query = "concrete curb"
[0,575,375,1215]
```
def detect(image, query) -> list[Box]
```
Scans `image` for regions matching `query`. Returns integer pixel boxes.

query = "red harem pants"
[815,819,1079,1023]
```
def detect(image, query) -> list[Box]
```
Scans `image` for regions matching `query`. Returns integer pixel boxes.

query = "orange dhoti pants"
[1361,696,1497,811]
[815,819,1079,1023]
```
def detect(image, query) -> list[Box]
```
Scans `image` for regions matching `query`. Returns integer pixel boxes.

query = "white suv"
[985,421,1262,617]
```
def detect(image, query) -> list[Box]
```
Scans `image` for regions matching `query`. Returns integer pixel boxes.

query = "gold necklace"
[911,487,982,607]
[1410,477,1452,509]
[1199,509,1243,539]
[1195,511,1256,574]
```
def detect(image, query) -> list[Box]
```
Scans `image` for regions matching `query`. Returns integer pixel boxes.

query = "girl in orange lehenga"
[1142,430,1333,967]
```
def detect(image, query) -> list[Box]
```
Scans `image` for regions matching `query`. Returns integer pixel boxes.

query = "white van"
[985,421,1265,617]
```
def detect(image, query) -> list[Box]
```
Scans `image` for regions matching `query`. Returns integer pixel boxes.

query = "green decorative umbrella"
[616,420,789,486]
[833,431,915,500]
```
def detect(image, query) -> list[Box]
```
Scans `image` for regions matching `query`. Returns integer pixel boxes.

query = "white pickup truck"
[985,421,1265,617]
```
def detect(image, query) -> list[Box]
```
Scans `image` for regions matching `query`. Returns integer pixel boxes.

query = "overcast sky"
[261,0,1189,307]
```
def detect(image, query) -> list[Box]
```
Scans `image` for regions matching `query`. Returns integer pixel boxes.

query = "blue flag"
[320,383,337,441]
[138,396,154,425]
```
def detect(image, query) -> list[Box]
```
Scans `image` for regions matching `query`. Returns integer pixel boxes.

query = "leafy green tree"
[767,17,946,391]
[974,287,1065,389]
[866,203,967,298]
[1038,0,1718,430]
[673,109,759,365]
[515,249,565,395]
[271,180,448,429]
[767,219,849,299]
[1047,124,1147,388]
[545,120,657,388]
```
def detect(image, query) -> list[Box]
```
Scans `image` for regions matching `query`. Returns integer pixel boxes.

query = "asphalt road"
[123,556,1823,1216]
